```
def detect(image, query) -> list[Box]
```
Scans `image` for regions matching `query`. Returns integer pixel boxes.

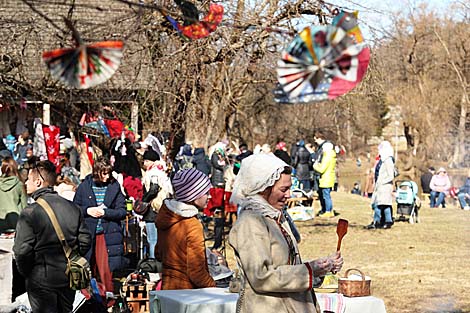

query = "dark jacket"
[274,149,291,165]
[110,138,142,178]
[192,148,211,176]
[459,177,470,195]
[13,187,91,288]
[293,146,312,180]
[420,172,433,194]
[234,150,253,175]
[73,175,128,272]
[210,153,225,187]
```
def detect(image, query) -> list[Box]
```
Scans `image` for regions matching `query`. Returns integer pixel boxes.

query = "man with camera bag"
[14,160,91,313]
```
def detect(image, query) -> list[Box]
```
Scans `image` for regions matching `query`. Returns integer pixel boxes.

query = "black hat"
[143,149,160,161]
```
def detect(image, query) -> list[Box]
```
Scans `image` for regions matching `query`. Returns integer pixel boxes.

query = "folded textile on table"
[317,293,346,313]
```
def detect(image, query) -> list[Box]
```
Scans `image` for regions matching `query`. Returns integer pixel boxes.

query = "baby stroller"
[395,180,421,224]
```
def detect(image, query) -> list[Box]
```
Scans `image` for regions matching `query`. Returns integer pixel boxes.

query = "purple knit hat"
[172,168,212,203]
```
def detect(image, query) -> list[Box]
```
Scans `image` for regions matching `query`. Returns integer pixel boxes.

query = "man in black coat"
[420,167,435,194]
[14,161,91,313]
[234,143,252,175]
[293,140,312,191]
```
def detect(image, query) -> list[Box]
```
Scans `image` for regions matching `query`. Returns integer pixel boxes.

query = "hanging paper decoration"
[42,19,124,89]
[275,11,370,103]
[163,3,224,40]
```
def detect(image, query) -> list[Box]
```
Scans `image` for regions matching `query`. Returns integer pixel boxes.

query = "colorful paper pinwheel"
[42,19,124,89]
[275,11,370,103]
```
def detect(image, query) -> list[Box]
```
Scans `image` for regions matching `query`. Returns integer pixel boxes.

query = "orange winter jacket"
[155,199,216,290]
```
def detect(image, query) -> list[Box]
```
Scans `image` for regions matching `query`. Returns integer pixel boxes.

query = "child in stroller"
[395,180,421,224]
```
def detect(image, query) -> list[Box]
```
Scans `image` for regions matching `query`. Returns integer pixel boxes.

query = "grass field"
[224,191,470,313]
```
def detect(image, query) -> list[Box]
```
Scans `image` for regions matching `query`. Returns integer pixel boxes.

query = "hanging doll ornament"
[42,18,124,89]
[275,10,370,103]
[161,0,224,40]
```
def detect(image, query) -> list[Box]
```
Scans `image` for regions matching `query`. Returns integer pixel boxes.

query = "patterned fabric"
[92,184,107,233]
[84,134,94,168]
[42,124,60,166]
[33,119,48,161]
[316,293,346,313]
[172,168,211,203]
[92,185,107,205]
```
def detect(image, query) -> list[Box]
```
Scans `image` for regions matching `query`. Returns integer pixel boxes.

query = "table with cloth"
[149,288,387,313]
[0,238,14,306]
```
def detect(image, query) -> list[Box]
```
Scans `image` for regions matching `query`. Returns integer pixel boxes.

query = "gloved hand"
[142,183,161,202]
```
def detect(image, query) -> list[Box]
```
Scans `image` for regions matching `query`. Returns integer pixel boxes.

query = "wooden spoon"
[336,219,349,251]
[332,219,348,274]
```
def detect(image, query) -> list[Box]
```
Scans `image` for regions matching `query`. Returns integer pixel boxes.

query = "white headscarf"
[230,154,289,206]
[378,140,394,160]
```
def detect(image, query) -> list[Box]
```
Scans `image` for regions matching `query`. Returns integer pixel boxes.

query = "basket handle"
[343,268,366,281]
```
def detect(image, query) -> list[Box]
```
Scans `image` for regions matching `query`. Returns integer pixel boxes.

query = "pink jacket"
[429,174,451,194]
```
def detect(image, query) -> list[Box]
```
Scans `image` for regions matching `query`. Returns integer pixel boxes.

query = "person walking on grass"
[368,141,395,229]
[312,132,337,218]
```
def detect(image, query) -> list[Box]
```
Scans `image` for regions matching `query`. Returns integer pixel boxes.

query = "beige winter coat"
[371,157,395,206]
[229,196,319,313]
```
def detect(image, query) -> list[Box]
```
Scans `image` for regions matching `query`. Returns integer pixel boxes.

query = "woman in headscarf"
[368,141,395,229]
[229,154,343,313]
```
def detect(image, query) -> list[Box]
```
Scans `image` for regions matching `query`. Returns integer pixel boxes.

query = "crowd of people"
[0,127,344,311]
[1,125,469,312]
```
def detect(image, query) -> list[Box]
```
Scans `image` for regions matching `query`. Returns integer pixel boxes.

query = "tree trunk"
[451,94,468,167]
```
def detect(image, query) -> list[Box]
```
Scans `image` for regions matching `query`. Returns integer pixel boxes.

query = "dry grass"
[225,192,470,313]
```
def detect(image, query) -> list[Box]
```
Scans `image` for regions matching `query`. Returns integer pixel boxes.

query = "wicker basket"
[338,268,371,297]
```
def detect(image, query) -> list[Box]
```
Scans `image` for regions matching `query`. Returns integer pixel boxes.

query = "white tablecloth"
[149,288,386,313]
[0,238,14,306]
[150,288,237,313]
[317,293,387,313]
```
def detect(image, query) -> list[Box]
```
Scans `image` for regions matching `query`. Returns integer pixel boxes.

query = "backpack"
[37,198,92,291]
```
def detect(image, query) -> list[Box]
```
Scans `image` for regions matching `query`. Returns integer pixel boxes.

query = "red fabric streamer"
[42,125,60,166]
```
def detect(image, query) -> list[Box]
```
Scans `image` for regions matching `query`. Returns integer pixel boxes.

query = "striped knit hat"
[172,168,212,203]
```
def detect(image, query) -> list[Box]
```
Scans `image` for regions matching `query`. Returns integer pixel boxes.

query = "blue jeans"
[430,191,446,208]
[458,194,470,209]
[372,203,380,223]
[373,204,393,224]
[299,180,311,192]
[146,222,158,258]
[319,187,333,213]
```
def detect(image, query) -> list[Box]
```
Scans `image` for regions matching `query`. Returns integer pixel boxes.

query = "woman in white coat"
[369,141,395,229]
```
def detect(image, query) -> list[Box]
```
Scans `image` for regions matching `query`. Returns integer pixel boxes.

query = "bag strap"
[36,197,73,259]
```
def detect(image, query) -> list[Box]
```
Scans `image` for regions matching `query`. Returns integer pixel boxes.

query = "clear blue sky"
[293,0,456,41]
[332,0,456,40]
